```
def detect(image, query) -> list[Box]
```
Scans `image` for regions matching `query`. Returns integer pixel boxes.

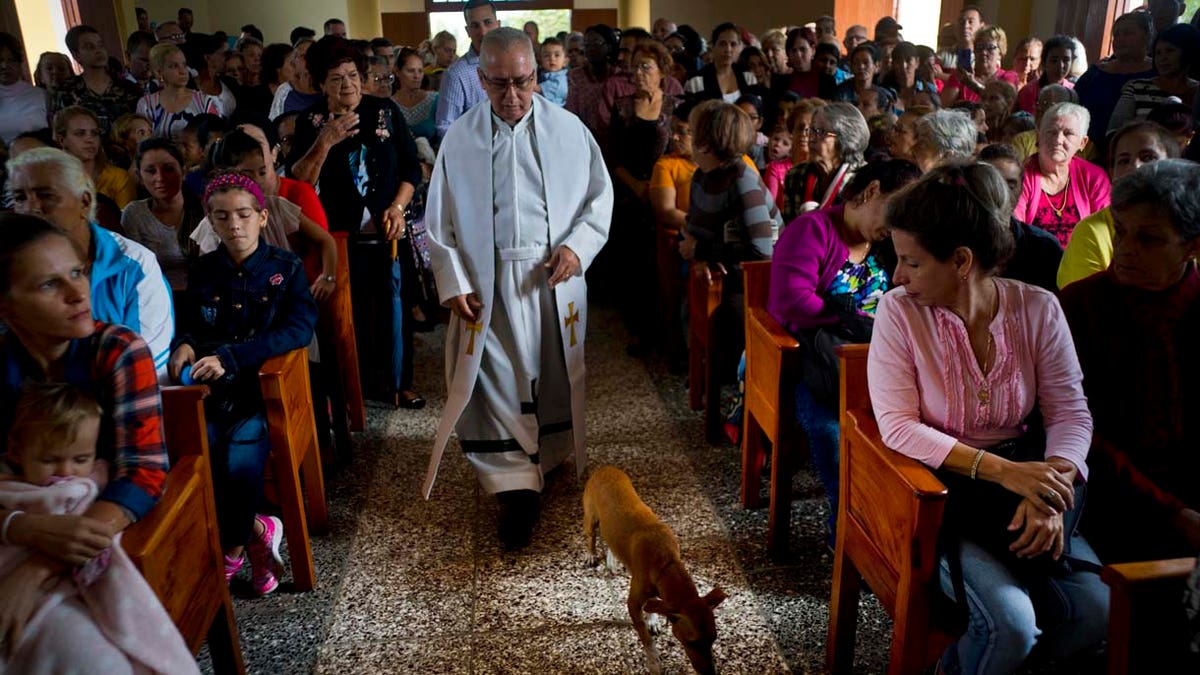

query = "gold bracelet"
[969,448,986,480]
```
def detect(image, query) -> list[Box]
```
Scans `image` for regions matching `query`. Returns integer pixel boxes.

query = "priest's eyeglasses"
[479,71,537,93]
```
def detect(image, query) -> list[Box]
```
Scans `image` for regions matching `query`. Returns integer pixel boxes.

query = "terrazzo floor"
[200,303,893,674]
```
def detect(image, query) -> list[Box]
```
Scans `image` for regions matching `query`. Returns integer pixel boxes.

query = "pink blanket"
[0,476,199,675]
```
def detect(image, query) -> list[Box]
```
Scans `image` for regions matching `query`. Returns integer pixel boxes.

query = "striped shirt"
[1,323,168,519]
[686,159,781,267]
[136,90,222,139]
[1107,78,1192,134]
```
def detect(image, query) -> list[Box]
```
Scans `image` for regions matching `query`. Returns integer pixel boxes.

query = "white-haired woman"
[5,147,174,376]
[910,108,978,172]
[780,101,868,222]
[1015,102,1111,247]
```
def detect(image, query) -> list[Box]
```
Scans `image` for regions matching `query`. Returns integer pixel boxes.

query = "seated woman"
[1014,102,1111,247]
[121,138,205,294]
[392,47,439,148]
[869,161,1108,675]
[980,80,1017,144]
[53,106,136,211]
[169,173,318,595]
[767,158,921,545]
[780,102,868,223]
[1058,121,1179,288]
[679,100,782,375]
[833,43,896,113]
[0,214,172,665]
[0,382,197,673]
[7,147,174,378]
[1061,159,1200,563]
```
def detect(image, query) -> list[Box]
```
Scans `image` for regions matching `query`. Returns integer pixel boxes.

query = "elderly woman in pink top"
[868,162,1108,675]
[1014,102,1111,248]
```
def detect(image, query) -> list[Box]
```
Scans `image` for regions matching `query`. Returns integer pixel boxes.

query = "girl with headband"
[168,171,319,596]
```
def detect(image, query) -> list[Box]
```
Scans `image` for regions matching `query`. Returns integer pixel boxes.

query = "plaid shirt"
[1,322,167,519]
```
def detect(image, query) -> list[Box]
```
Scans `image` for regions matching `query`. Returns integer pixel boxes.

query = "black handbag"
[798,293,874,408]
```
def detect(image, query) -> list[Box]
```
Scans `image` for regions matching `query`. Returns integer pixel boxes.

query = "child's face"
[768,131,793,162]
[232,151,278,195]
[737,102,762,131]
[857,91,881,118]
[16,417,100,485]
[124,119,152,154]
[208,190,266,261]
[542,45,566,72]
[178,132,204,167]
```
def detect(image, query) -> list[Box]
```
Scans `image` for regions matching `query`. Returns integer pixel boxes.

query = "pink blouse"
[866,278,1092,478]
[946,68,1019,103]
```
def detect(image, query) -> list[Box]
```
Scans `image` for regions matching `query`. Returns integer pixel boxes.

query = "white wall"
[117,0,353,44]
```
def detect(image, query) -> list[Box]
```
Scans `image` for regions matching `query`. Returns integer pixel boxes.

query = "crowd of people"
[0,0,1199,671]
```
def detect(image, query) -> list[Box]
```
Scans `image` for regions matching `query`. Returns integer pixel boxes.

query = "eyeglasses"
[479,71,537,92]
[634,61,658,73]
[162,33,186,42]
[802,126,836,139]
[372,73,395,84]
[975,43,1000,53]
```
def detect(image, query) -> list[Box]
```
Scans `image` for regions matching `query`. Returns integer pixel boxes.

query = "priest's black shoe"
[496,489,540,551]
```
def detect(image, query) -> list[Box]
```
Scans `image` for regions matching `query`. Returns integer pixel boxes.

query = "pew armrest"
[160,386,211,465]
[1102,558,1198,588]
[845,410,948,498]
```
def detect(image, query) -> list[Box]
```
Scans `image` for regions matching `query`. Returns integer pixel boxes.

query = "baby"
[762,127,794,206]
[0,383,199,673]
[539,38,569,106]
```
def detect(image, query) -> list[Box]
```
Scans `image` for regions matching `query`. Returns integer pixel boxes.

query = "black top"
[1002,218,1064,293]
[286,94,422,237]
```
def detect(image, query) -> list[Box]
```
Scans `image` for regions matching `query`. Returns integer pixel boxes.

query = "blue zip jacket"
[90,223,174,377]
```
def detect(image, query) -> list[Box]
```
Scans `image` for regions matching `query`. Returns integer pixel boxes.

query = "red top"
[946,68,1019,103]
[279,176,328,230]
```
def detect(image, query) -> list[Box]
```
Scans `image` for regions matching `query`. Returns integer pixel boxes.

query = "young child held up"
[169,172,318,596]
[539,38,569,106]
[762,126,794,205]
[0,383,198,674]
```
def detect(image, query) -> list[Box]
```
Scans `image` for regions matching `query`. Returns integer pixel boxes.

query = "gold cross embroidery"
[564,302,580,347]
[465,321,483,355]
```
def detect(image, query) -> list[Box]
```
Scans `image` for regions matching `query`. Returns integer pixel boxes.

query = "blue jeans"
[938,535,1109,675]
[207,414,270,551]
[794,383,840,546]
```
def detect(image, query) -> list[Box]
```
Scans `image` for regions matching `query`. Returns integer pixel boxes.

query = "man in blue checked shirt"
[435,0,500,138]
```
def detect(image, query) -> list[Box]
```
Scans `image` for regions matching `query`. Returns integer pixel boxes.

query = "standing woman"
[760,29,791,77]
[1014,102,1112,247]
[1108,24,1200,133]
[566,24,620,140]
[684,23,758,104]
[1075,12,1155,155]
[121,138,204,294]
[1016,36,1075,115]
[834,43,896,111]
[0,33,47,146]
[287,36,424,407]
[54,106,136,211]
[187,33,238,117]
[424,31,458,94]
[774,27,836,100]
[136,43,221,139]
[393,48,439,146]
[606,41,679,353]
[869,161,1108,675]
[942,25,1020,106]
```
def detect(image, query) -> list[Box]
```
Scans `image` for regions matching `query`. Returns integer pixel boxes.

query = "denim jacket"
[175,241,317,421]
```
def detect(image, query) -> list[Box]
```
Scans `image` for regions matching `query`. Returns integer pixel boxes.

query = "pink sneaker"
[247,515,285,596]
[223,553,244,582]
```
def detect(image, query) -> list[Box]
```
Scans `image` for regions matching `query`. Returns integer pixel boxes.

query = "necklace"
[977,331,995,405]
[1042,173,1071,218]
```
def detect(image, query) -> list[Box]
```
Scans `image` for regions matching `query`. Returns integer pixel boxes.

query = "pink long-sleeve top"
[866,279,1093,478]
[1014,155,1111,245]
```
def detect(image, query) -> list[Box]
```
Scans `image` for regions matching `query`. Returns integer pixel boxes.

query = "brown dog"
[583,465,727,674]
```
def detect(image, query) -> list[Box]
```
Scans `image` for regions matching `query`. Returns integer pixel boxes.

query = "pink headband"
[203,172,265,210]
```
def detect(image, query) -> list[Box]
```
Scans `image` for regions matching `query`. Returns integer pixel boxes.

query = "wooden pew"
[740,260,804,559]
[656,224,685,366]
[1102,557,1198,674]
[260,348,329,592]
[827,344,955,675]
[301,231,365,460]
[688,261,724,444]
[123,385,245,674]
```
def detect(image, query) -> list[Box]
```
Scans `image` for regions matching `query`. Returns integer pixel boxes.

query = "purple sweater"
[768,206,850,334]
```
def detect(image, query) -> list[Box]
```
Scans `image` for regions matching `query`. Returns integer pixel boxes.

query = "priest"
[423,27,613,549]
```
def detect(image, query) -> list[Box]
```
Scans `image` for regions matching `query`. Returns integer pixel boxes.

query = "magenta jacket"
[1014,156,1111,228]
[768,206,851,335]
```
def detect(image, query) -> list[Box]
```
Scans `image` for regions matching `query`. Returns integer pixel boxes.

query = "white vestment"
[423,95,613,498]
